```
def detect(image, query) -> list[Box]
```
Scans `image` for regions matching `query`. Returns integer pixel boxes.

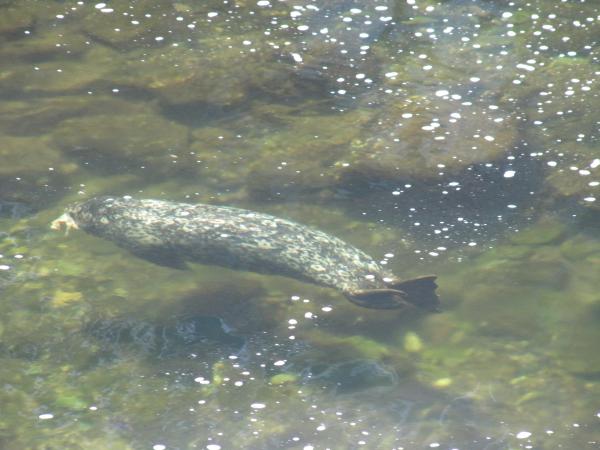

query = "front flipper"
[346,288,413,310]
[129,247,188,270]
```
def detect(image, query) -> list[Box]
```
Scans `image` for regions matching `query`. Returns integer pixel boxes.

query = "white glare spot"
[273,360,286,366]
[516,63,535,72]
[94,3,106,9]
[591,159,600,169]
[207,12,218,18]
[0,265,10,270]
[435,90,449,97]
[251,403,266,409]
[257,0,270,6]
[153,446,166,450]
[503,170,516,178]
[385,72,398,78]
[583,197,596,202]
[516,431,532,439]
[207,445,222,450]
[290,53,303,63]
[39,414,54,420]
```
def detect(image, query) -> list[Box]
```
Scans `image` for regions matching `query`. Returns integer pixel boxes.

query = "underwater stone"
[78,1,176,49]
[509,219,567,245]
[0,135,67,177]
[0,6,34,36]
[0,96,156,136]
[2,46,118,95]
[51,111,189,174]
[403,332,424,353]
[338,99,517,184]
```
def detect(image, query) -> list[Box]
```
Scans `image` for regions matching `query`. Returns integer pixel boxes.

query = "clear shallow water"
[0,0,599,449]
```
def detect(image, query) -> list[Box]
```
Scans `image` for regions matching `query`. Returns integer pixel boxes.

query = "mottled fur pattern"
[53,197,439,310]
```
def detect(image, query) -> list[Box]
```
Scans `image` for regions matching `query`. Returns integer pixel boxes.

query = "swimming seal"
[51,196,439,310]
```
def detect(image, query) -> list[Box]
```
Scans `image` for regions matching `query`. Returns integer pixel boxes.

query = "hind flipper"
[389,275,440,311]
[346,288,413,310]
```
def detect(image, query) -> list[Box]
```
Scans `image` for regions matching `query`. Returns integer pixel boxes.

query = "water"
[0,0,599,448]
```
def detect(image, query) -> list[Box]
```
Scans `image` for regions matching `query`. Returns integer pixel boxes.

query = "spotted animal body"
[52,197,439,310]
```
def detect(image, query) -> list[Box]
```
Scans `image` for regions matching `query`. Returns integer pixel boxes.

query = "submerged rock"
[509,218,567,245]
[112,46,255,107]
[0,27,89,63]
[51,110,190,176]
[518,58,600,210]
[78,1,176,49]
[2,46,119,95]
[0,134,74,204]
[0,5,34,37]
[244,109,372,199]
[85,315,244,360]
[338,99,517,185]
[305,359,399,392]
[0,95,151,136]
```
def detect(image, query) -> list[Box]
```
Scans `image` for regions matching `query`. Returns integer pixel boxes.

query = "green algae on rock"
[0,134,75,205]
[517,58,600,210]
[78,0,177,49]
[0,5,34,37]
[2,46,119,95]
[51,110,190,175]
[509,218,567,245]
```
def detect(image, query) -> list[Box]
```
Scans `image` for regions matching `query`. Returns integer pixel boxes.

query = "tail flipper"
[347,288,412,310]
[390,275,439,311]
[347,275,439,311]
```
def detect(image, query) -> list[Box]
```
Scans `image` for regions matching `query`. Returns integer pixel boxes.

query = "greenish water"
[1,0,599,449]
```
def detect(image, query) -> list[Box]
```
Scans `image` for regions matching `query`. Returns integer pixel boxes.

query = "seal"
[51,196,439,310]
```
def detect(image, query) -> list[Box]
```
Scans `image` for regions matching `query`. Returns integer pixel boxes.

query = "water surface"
[0,0,599,449]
